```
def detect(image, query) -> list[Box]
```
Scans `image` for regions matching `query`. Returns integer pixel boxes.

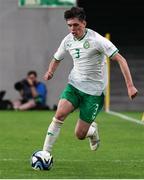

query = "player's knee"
[55,114,66,121]
[75,130,85,140]
[55,110,69,121]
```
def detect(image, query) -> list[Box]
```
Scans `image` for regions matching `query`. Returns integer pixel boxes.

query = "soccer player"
[43,7,138,152]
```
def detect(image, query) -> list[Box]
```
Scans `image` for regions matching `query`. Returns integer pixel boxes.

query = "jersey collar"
[73,29,88,41]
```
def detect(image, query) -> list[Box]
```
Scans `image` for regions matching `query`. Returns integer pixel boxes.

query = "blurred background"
[0,0,143,111]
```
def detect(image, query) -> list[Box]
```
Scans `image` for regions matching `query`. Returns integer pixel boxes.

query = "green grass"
[0,110,144,179]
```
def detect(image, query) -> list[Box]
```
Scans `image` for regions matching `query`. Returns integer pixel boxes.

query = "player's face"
[66,18,86,39]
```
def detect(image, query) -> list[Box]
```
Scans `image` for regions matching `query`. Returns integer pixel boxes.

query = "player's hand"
[43,71,53,80]
[128,86,138,100]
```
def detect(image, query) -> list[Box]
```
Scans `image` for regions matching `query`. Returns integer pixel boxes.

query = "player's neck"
[75,29,87,41]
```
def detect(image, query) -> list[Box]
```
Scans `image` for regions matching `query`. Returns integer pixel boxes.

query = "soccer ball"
[31,150,53,170]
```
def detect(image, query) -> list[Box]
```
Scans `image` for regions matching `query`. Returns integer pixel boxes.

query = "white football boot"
[89,122,100,151]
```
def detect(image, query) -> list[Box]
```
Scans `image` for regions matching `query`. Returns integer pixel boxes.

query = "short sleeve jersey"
[54,28,118,96]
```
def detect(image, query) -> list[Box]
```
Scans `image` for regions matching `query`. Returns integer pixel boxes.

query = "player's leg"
[43,99,75,152]
[75,119,100,150]
[75,119,91,139]
[75,93,104,150]
[43,84,79,153]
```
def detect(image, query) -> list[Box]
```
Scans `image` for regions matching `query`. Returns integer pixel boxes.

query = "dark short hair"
[64,7,86,21]
[27,70,37,77]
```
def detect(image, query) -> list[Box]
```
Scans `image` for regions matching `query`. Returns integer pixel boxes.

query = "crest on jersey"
[67,43,72,48]
[83,41,90,49]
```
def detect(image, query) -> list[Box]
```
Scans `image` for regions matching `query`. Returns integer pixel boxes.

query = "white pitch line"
[1,158,144,163]
[107,111,144,125]
[0,158,28,162]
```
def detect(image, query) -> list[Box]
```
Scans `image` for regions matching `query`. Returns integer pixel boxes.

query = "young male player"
[43,7,138,152]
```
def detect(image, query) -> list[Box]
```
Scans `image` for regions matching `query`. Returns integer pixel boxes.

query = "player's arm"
[44,37,67,81]
[44,59,61,80]
[111,53,138,100]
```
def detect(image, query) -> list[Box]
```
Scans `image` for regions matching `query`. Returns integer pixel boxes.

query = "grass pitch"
[0,110,144,179]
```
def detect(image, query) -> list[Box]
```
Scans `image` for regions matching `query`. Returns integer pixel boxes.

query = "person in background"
[13,70,47,110]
